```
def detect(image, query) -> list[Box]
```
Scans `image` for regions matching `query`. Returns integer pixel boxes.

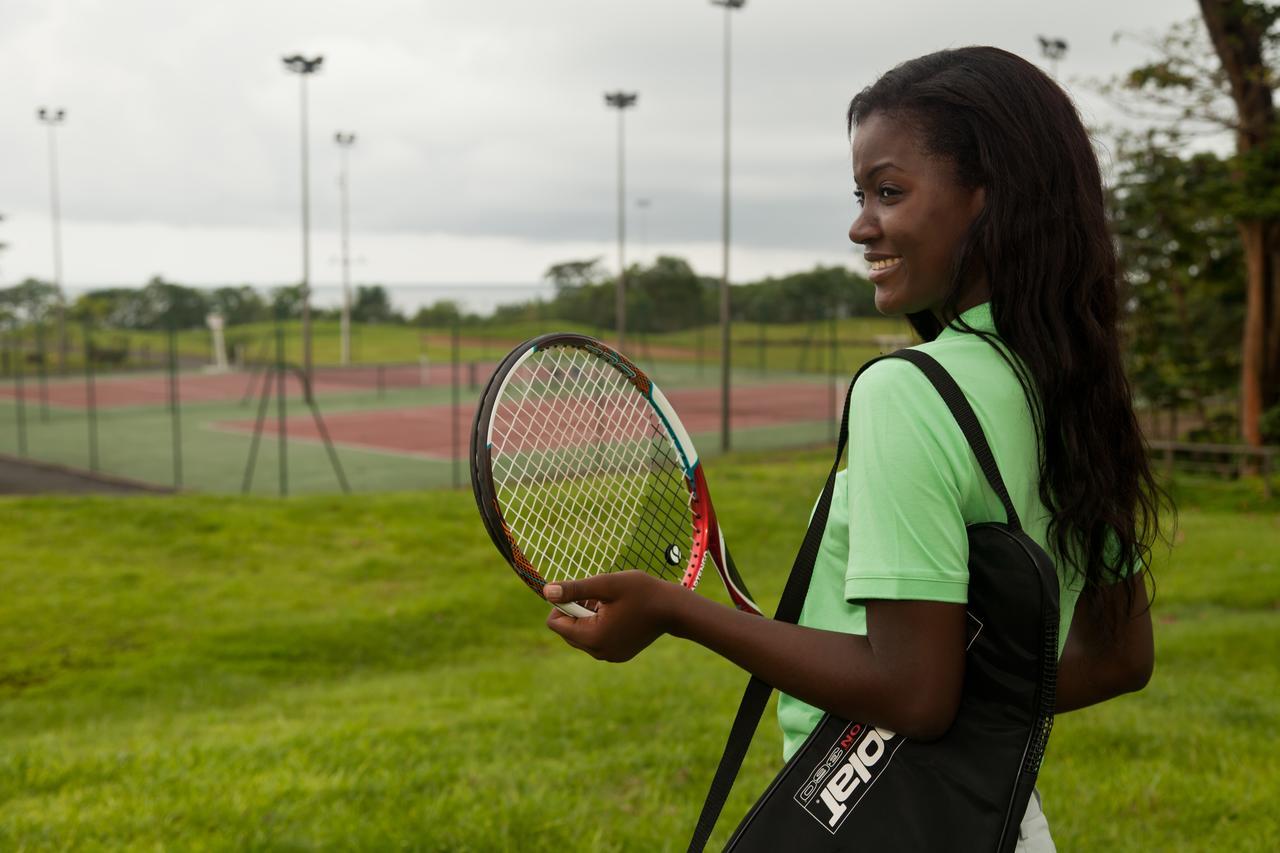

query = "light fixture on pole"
[334,131,357,366]
[1036,36,1068,80]
[36,107,68,371]
[282,53,324,398]
[604,90,637,348]
[710,0,744,452]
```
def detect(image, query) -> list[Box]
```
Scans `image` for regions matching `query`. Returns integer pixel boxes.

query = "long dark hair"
[847,47,1166,621]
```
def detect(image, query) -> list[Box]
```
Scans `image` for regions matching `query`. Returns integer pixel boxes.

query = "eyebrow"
[854,160,899,186]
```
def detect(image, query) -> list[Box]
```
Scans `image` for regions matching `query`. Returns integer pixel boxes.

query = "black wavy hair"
[847,47,1167,623]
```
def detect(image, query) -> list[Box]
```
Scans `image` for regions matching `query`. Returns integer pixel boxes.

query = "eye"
[878,185,902,201]
[853,189,865,208]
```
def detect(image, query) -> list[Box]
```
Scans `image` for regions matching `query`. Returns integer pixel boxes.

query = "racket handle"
[554,601,595,618]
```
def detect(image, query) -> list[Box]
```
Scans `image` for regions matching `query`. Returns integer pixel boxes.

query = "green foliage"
[208,285,270,326]
[1261,402,1280,442]
[351,285,404,324]
[269,284,306,320]
[71,277,210,330]
[731,265,876,323]
[0,465,1276,849]
[0,279,62,324]
[528,256,875,334]
[1110,137,1243,410]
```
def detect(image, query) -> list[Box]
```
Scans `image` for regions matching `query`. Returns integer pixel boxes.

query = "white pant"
[1016,788,1056,852]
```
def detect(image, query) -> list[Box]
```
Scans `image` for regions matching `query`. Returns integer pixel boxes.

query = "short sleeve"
[844,358,974,604]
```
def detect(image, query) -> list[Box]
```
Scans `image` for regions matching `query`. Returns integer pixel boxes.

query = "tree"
[1110,1,1280,444]
[543,258,605,293]
[412,300,465,326]
[270,285,306,320]
[1109,138,1244,422]
[0,278,62,324]
[626,256,709,333]
[208,286,268,326]
[352,285,403,323]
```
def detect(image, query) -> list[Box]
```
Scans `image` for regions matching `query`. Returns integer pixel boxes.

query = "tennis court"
[0,357,853,494]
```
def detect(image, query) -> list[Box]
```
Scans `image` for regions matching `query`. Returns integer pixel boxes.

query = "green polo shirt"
[777,302,1084,761]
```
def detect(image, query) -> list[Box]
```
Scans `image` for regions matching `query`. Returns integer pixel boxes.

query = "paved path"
[0,455,168,495]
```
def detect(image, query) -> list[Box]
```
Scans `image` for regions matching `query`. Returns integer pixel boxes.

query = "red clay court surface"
[214,382,837,460]
[0,363,494,409]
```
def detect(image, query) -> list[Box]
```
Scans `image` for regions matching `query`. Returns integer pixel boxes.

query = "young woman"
[543,47,1163,849]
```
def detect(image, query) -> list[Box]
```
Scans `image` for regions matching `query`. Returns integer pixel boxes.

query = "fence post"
[452,321,461,489]
[83,320,99,472]
[757,315,766,376]
[13,336,28,457]
[276,325,288,497]
[168,323,183,490]
[35,321,49,422]
[828,297,838,442]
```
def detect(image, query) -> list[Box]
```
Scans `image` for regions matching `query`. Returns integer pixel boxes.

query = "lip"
[867,257,902,283]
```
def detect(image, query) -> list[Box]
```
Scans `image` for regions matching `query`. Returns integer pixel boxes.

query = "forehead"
[851,111,938,180]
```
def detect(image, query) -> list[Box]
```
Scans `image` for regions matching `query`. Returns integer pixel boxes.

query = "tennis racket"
[470,332,762,619]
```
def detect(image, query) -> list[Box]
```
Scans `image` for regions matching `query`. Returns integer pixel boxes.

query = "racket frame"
[470,332,762,619]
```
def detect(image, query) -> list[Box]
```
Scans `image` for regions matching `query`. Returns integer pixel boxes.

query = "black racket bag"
[689,350,1061,853]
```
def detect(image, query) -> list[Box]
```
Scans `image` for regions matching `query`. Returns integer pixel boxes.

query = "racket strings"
[489,345,695,583]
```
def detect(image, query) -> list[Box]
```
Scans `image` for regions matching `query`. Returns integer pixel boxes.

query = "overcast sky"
[1,0,1206,298]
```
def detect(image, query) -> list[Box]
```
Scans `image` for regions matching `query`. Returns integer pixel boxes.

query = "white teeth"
[869,257,901,271]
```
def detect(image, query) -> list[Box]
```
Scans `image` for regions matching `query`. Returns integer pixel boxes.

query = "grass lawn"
[0,456,1276,850]
[5,315,911,377]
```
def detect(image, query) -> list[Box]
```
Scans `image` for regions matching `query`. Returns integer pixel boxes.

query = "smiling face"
[849,111,987,321]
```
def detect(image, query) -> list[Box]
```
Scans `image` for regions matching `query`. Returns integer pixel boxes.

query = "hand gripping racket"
[470,332,762,618]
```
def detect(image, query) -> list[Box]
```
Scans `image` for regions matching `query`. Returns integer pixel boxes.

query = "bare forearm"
[1055,576,1154,713]
[666,587,963,739]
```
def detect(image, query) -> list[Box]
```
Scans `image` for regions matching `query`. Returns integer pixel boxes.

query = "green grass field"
[5,315,910,376]
[1,457,1277,850]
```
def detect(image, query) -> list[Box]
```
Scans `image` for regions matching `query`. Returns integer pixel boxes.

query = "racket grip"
[554,601,595,618]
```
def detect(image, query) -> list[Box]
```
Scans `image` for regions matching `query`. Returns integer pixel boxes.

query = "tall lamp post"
[36,107,68,371]
[334,131,357,366]
[604,90,638,348]
[283,54,323,397]
[1036,36,1068,80]
[711,0,745,452]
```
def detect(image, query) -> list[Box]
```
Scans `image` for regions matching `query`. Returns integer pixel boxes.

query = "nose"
[848,204,879,246]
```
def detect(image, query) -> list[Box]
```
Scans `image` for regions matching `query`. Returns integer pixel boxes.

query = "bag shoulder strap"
[889,349,1021,531]
[686,348,1020,853]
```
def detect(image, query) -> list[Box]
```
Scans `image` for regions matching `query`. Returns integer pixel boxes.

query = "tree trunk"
[1198,0,1279,445]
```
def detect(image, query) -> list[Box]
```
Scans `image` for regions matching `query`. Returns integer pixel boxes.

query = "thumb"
[544,574,614,604]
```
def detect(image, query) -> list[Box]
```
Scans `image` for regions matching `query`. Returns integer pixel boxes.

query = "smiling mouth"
[868,257,902,271]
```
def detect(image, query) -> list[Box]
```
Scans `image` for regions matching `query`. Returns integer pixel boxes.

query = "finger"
[546,608,597,650]
[544,575,615,605]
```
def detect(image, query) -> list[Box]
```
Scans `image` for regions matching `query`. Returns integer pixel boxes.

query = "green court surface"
[0,358,859,495]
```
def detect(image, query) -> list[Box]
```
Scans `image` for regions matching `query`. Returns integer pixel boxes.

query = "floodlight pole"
[1036,36,1068,80]
[283,54,324,399]
[37,107,68,371]
[636,198,651,256]
[712,0,745,452]
[605,91,637,349]
[335,131,357,366]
